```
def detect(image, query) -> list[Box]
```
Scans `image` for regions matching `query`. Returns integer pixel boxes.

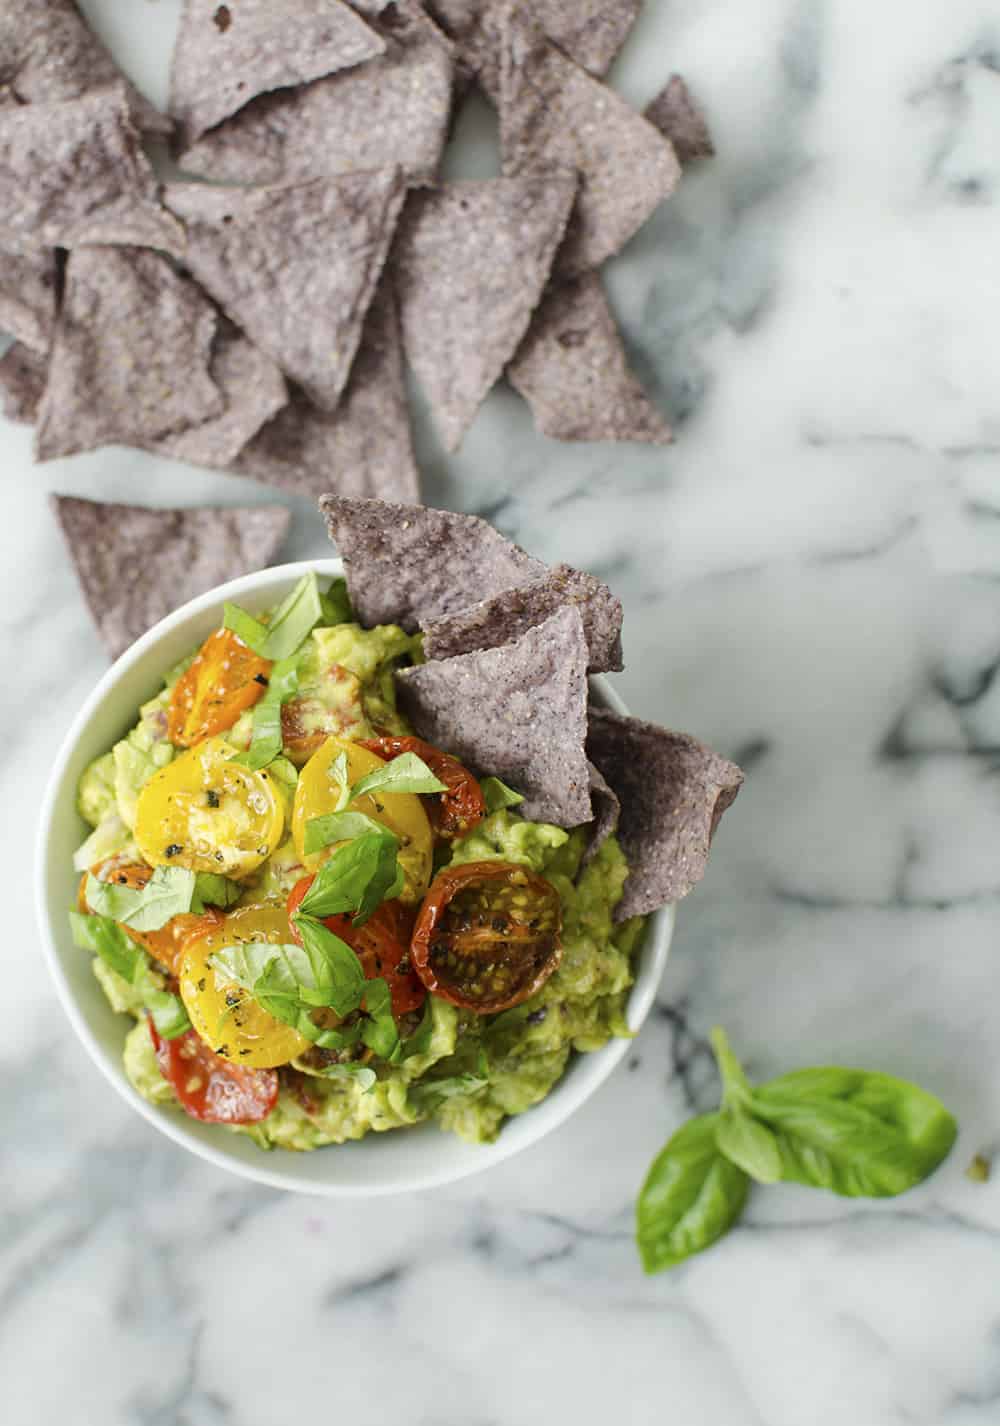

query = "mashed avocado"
[79,603,644,1150]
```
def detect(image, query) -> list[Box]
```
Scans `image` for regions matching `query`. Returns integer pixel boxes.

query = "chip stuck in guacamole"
[69,501,741,1151]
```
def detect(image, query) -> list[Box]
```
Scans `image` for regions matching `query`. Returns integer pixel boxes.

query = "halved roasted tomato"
[410,861,562,1013]
[134,737,284,879]
[359,735,486,839]
[149,1020,278,1124]
[291,735,433,902]
[167,628,271,747]
[177,903,310,1069]
[286,876,425,1019]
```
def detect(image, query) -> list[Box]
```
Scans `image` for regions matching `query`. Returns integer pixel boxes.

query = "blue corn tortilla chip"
[52,495,291,660]
[0,341,47,423]
[140,322,288,470]
[397,605,592,826]
[0,0,171,135]
[499,4,680,275]
[582,760,620,866]
[165,171,406,413]
[392,174,577,449]
[178,1,454,186]
[427,0,639,97]
[0,88,183,254]
[508,272,672,444]
[644,75,715,167]
[36,247,223,461]
[0,239,58,352]
[234,285,419,502]
[320,496,546,631]
[422,561,623,673]
[587,708,743,918]
[169,0,385,148]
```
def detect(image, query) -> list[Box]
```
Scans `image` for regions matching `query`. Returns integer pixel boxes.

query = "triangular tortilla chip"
[320,495,546,631]
[0,239,58,352]
[36,247,223,461]
[234,286,419,502]
[0,341,46,423]
[141,322,288,470]
[582,759,620,866]
[427,0,639,96]
[397,605,592,826]
[52,495,291,660]
[499,5,680,274]
[0,0,170,135]
[0,88,183,254]
[392,174,576,449]
[165,171,406,412]
[169,0,385,148]
[178,1,453,187]
[422,562,623,672]
[508,272,672,444]
[644,75,715,167]
[587,708,743,918]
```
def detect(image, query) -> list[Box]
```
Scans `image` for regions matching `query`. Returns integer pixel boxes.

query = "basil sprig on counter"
[233,655,299,771]
[84,867,241,931]
[69,911,190,1039]
[636,1028,958,1274]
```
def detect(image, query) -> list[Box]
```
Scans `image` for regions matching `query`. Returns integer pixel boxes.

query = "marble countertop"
[7,1,1000,1422]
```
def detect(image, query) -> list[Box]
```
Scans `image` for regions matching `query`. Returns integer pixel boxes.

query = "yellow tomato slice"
[292,735,433,903]
[134,737,284,879]
[178,904,310,1069]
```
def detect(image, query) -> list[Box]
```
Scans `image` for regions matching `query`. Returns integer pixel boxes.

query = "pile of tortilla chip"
[1,0,715,498]
[322,496,743,916]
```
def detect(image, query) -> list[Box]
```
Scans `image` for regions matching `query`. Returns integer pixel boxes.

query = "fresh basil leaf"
[396,996,436,1061]
[710,1026,754,1115]
[84,866,196,932]
[410,1071,489,1107]
[480,776,524,813]
[636,1113,750,1274]
[224,573,323,661]
[715,1109,783,1184]
[318,577,354,627]
[232,655,299,771]
[312,1062,377,1092]
[297,831,401,923]
[361,977,399,1059]
[223,600,270,653]
[191,872,242,914]
[69,912,189,1038]
[293,915,368,1016]
[350,751,447,803]
[749,1067,958,1198]
[303,811,390,856]
[355,836,404,926]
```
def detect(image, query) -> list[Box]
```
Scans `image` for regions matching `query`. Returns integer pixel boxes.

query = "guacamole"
[73,575,644,1150]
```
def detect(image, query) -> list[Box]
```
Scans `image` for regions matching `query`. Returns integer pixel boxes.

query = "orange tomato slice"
[167,628,272,748]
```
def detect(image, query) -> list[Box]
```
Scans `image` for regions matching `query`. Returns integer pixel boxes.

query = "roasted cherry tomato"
[167,628,272,748]
[148,1019,278,1124]
[359,735,486,840]
[81,857,222,974]
[280,664,367,767]
[286,876,425,1019]
[292,735,433,902]
[410,861,562,1013]
[178,904,311,1069]
[135,737,284,879]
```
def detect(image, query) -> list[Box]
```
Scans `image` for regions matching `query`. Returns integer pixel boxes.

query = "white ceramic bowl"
[36,560,674,1196]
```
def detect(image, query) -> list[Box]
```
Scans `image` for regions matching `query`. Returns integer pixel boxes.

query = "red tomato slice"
[167,627,272,748]
[149,1020,278,1124]
[359,735,486,839]
[286,876,426,1018]
[410,861,562,1014]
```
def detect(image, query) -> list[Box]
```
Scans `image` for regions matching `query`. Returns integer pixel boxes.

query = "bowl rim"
[35,558,674,1196]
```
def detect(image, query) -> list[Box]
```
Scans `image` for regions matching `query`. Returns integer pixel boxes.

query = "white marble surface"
[7,1,1000,1421]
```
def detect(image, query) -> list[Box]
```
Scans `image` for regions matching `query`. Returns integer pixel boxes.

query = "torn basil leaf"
[350,751,447,802]
[191,872,242,913]
[233,655,299,771]
[319,576,354,627]
[68,911,190,1039]
[83,866,196,932]
[297,829,402,925]
[480,776,525,813]
[224,572,324,661]
[303,810,390,856]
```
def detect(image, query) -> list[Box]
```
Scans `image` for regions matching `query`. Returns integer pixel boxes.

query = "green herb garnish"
[223,572,324,661]
[69,911,190,1039]
[636,1028,958,1274]
[232,655,299,771]
[480,776,524,813]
